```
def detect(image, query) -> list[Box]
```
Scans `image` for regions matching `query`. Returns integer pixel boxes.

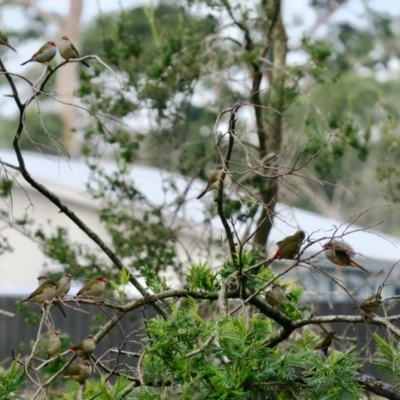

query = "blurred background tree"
[75,0,400,247]
[1,1,400,398]
[0,0,400,274]
[0,0,400,233]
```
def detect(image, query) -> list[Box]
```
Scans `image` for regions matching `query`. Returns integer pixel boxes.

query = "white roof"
[0,148,398,288]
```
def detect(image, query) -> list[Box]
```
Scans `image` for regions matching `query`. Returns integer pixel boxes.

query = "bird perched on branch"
[196,165,224,199]
[55,274,72,298]
[63,360,91,383]
[46,331,61,359]
[69,334,96,358]
[268,230,305,262]
[34,275,68,317]
[265,284,286,307]
[76,276,107,298]
[323,239,367,272]
[0,30,16,53]
[21,41,57,66]
[357,293,382,315]
[314,331,335,360]
[58,36,89,67]
[19,280,57,305]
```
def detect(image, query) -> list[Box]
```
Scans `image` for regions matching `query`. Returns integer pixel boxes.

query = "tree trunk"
[253,0,288,246]
[55,0,84,157]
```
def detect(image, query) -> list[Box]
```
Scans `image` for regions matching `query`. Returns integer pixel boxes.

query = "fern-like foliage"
[0,357,26,400]
[134,301,363,399]
[373,333,400,384]
[61,375,131,400]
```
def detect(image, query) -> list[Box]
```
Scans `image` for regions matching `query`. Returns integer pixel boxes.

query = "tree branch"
[354,372,400,399]
[214,104,243,265]
[254,0,287,246]
[0,59,169,318]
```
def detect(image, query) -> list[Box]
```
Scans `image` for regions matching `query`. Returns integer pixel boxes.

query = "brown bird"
[314,331,335,360]
[55,274,72,297]
[34,275,67,317]
[69,334,96,358]
[269,230,305,261]
[196,165,224,200]
[46,331,61,359]
[63,360,91,383]
[20,41,57,66]
[357,293,382,315]
[323,239,367,272]
[76,276,107,298]
[58,35,89,67]
[19,280,57,305]
[265,284,286,307]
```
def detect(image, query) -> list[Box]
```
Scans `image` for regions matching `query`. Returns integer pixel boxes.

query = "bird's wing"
[71,42,80,57]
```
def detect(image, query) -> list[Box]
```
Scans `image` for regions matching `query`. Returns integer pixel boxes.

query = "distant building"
[0,149,398,302]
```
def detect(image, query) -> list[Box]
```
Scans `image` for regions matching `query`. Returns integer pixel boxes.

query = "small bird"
[55,274,72,297]
[21,41,57,66]
[265,284,286,307]
[358,293,382,315]
[0,30,16,53]
[196,165,224,199]
[76,277,107,298]
[314,331,335,360]
[19,280,57,305]
[323,239,367,272]
[58,36,89,67]
[35,275,68,316]
[46,331,61,359]
[69,335,96,358]
[269,230,305,261]
[63,360,91,383]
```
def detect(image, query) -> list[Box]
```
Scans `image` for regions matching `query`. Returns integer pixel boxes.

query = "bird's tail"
[316,331,335,354]
[264,258,273,267]
[56,301,67,317]
[350,259,368,272]
[196,188,208,200]
[6,43,16,53]
[271,248,281,261]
